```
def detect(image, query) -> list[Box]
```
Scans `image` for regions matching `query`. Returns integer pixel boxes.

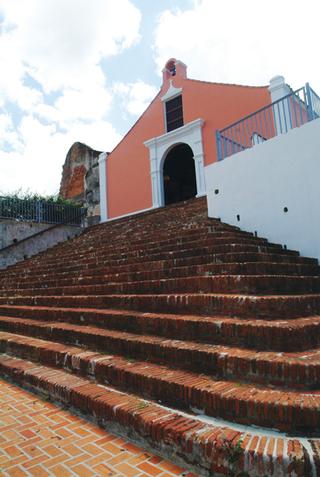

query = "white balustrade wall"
[206,118,320,261]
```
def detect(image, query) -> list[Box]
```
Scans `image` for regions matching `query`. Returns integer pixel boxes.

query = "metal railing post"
[305,83,315,121]
[216,130,223,161]
[36,200,43,223]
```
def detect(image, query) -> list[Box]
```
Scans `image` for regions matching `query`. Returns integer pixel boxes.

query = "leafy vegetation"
[0,188,78,206]
[0,189,84,225]
[220,438,249,477]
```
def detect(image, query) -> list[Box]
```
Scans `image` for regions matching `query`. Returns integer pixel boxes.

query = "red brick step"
[2,292,320,319]
[2,262,320,292]
[1,331,320,434]
[0,316,319,390]
[1,251,317,286]
[0,353,318,477]
[0,242,303,279]
[0,304,319,351]
[1,196,320,476]
[1,274,319,298]
[25,233,275,267]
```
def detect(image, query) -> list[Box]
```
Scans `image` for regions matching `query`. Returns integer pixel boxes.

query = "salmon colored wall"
[106,93,164,219]
[106,65,271,219]
[182,80,270,166]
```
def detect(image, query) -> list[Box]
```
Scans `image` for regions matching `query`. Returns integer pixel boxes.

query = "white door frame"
[144,118,206,208]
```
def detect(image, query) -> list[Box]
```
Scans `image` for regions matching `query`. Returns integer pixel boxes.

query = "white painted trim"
[268,76,292,135]
[105,206,155,223]
[175,60,187,68]
[144,118,204,148]
[268,75,290,101]
[98,152,108,222]
[161,80,182,102]
[144,118,206,208]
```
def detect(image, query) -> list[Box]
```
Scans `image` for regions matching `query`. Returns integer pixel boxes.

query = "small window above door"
[165,95,184,132]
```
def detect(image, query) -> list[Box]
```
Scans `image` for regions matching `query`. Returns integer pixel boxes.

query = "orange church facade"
[99,59,271,221]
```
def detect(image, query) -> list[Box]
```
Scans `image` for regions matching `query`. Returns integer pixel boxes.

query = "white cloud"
[154,0,320,89]
[64,120,121,153]
[0,115,121,195]
[0,113,23,151]
[0,0,141,93]
[0,0,141,194]
[0,31,44,111]
[0,0,141,126]
[114,80,158,116]
[36,82,112,126]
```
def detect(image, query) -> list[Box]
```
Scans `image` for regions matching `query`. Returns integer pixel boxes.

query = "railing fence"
[0,197,86,226]
[216,83,320,161]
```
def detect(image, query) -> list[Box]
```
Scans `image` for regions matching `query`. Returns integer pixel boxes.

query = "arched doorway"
[163,143,197,205]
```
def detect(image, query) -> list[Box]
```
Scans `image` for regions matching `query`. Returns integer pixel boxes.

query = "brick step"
[85,217,258,241]
[1,195,319,475]
[83,224,251,253]
[2,252,317,286]
[5,262,320,291]
[8,214,221,267]
[1,354,316,476]
[0,209,214,263]
[28,234,276,268]
[1,331,319,435]
[83,196,204,222]
[85,213,209,235]
[91,224,245,246]
[85,197,207,225]
[103,227,258,249]
[32,226,255,251]
[2,293,320,319]
[32,224,278,257]
[7,226,227,269]
[0,315,319,389]
[2,275,320,298]
[0,242,301,279]
[0,241,299,275]
[0,304,319,352]
[61,241,297,264]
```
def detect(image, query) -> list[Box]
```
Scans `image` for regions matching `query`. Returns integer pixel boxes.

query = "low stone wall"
[0,221,53,250]
[0,223,81,270]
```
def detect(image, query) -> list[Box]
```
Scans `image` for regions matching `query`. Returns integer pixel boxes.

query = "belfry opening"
[163,143,197,205]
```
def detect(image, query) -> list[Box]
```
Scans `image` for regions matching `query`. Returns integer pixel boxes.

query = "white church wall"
[206,117,320,261]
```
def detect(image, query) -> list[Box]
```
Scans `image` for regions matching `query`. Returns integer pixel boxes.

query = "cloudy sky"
[0,0,319,195]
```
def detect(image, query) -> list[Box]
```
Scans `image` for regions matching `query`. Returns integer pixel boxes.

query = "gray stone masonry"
[0,221,81,269]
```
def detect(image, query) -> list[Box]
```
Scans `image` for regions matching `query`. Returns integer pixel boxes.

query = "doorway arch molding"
[144,118,206,208]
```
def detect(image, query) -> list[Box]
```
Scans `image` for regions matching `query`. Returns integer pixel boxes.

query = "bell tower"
[162,58,187,86]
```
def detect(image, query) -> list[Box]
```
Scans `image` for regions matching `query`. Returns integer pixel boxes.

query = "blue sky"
[0,0,319,195]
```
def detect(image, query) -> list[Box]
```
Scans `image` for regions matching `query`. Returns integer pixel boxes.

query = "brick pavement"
[0,379,195,477]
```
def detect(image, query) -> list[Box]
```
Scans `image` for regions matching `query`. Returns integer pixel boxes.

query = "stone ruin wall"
[59,142,103,225]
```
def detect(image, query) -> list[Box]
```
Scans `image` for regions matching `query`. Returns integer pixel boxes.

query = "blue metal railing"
[0,197,86,226]
[308,84,320,119]
[216,83,320,161]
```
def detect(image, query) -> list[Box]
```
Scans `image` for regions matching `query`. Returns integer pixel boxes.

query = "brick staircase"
[0,197,319,476]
